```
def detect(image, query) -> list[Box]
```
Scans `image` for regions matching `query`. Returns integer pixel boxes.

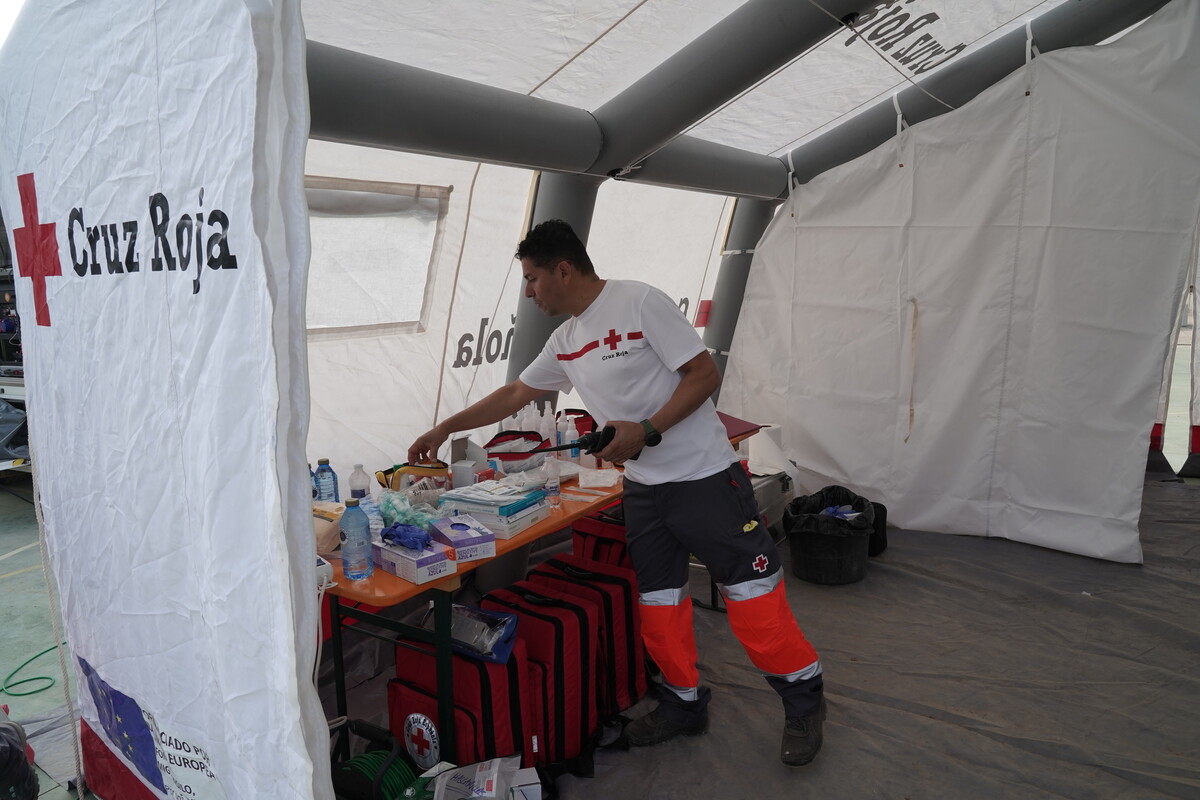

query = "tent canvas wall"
[2,0,1198,797]
[723,0,1200,562]
[0,1,327,797]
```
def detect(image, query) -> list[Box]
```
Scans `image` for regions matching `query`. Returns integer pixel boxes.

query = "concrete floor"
[0,470,76,799]
[0,338,1194,798]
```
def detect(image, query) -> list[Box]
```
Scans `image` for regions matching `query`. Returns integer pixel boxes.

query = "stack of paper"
[439,483,549,539]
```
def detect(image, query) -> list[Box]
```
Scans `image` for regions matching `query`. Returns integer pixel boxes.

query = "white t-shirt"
[520,280,735,485]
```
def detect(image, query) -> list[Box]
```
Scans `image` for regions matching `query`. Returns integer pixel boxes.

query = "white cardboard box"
[371,540,454,585]
[429,515,497,563]
[508,767,542,800]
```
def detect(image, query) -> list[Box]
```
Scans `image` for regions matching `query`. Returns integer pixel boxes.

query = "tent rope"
[527,0,652,98]
[804,0,956,113]
[30,445,86,795]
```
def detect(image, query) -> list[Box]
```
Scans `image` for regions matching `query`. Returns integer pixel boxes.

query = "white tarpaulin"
[0,1,328,798]
[724,0,1200,562]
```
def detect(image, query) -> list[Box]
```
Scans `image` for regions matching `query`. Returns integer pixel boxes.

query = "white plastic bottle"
[348,464,384,538]
[545,455,561,508]
[557,415,572,449]
[348,464,371,499]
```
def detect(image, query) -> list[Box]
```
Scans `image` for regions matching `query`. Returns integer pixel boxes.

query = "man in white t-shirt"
[408,220,825,766]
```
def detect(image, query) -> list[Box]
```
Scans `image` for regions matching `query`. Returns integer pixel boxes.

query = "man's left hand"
[598,419,647,463]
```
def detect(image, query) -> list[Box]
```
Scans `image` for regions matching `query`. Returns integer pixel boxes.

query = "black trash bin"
[784,485,875,585]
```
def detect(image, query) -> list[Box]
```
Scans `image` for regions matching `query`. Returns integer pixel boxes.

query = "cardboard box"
[429,515,496,562]
[509,767,542,799]
[372,540,454,585]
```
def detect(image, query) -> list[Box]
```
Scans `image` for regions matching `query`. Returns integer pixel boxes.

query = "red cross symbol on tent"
[603,328,623,350]
[410,725,431,756]
[11,173,61,327]
[752,554,769,573]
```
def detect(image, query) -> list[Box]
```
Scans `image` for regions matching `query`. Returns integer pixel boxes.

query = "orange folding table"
[325,478,623,762]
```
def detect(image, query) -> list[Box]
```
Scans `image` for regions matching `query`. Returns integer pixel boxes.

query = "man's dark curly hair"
[515,219,595,276]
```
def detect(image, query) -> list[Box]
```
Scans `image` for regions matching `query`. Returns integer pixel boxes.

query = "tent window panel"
[304,178,450,333]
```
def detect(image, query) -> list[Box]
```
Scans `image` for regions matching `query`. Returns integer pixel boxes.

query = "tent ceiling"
[302,0,1163,197]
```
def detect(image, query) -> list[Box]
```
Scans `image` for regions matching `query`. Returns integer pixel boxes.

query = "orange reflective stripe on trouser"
[639,596,700,689]
[724,582,818,677]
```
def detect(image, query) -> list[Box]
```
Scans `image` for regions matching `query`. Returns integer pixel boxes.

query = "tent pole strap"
[702,198,777,401]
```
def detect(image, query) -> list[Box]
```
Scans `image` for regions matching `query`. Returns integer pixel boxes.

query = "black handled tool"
[487,425,641,459]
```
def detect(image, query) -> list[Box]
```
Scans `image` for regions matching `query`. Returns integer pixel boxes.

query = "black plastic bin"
[785,486,877,585]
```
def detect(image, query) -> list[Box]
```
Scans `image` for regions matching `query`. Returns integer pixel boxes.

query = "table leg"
[432,587,456,764]
[329,593,350,761]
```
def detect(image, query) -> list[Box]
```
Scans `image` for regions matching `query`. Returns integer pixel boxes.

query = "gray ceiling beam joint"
[588,0,872,177]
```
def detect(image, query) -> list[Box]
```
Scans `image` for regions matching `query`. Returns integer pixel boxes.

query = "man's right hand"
[408,425,448,465]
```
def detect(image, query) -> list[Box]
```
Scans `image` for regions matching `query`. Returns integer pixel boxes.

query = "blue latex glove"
[820,504,858,519]
[382,523,432,550]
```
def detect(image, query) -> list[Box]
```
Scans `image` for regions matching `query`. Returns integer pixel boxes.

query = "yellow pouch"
[376,460,450,491]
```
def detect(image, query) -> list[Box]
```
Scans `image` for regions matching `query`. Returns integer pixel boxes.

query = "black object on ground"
[785,485,875,585]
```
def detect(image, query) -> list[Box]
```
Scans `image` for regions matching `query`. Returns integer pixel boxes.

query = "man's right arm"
[407,379,545,463]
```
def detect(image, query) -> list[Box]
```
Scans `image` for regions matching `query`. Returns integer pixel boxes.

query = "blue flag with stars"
[78,657,166,793]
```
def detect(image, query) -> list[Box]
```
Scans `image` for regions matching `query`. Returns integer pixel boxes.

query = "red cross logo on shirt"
[11,173,62,327]
[603,328,623,350]
[752,554,769,573]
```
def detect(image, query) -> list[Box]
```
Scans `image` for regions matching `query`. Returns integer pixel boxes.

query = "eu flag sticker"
[78,657,167,793]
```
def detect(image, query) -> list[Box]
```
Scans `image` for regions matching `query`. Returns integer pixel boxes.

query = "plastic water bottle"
[315,459,339,502]
[340,499,373,580]
[545,456,561,508]
[309,463,317,499]
[349,464,371,499]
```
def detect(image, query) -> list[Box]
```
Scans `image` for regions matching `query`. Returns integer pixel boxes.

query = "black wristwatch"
[640,419,662,447]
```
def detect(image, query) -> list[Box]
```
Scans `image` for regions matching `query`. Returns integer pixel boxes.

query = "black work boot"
[624,686,711,746]
[768,672,826,766]
[781,695,826,766]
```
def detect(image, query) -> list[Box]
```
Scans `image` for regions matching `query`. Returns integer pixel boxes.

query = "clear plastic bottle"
[339,499,373,580]
[315,458,339,502]
[309,463,318,499]
[348,464,371,499]
[545,455,561,508]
